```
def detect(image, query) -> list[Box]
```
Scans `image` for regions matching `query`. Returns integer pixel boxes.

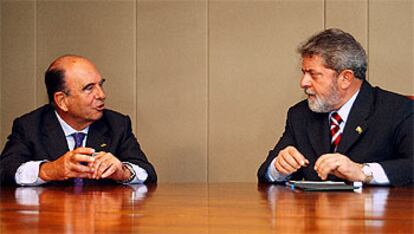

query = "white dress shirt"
[15,111,148,186]
[267,90,390,184]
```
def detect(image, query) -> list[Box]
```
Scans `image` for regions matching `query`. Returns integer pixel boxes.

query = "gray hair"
[298,28,367,80]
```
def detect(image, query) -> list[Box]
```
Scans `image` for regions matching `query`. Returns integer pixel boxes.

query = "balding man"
[0,55,157,186]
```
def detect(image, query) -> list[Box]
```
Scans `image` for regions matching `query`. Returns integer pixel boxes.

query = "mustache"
[304,88,316,96]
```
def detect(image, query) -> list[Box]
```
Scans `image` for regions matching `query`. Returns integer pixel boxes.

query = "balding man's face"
[60,59,106,129]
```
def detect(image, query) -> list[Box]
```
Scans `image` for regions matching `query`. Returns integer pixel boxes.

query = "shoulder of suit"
[101,109,132,127]
[102,109,129,119]
[372,86,413,113]
[98,109,132,131]
[289,99,313,115]
[13,104,53,123]
[284,99,322,123]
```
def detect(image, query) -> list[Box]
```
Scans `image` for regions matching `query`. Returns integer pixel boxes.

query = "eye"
[310,72,322,80]
[85,84,94,91]
[82,84,94,94]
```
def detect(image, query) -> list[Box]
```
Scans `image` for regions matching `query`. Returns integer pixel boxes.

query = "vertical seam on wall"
[134,0,138,133]
[206,0,210,183]
[0,0,2,146]
[366,0,370,81]
[34,1,37,107]
[323,0,326,29]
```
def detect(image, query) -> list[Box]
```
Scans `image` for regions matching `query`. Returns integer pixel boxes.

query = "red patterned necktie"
[330,112,343,152]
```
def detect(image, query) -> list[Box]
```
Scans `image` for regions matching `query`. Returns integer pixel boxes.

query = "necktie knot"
[330,112,343,126]
[72,132,86,149]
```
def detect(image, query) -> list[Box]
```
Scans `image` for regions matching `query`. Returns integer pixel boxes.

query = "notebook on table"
[286,180,362,191]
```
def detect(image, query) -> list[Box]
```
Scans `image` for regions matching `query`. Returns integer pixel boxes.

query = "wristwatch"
[121,163,136,183]
[361,163,373,183]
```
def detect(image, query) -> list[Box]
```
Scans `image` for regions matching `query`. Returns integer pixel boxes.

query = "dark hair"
[298,28,367,80]
[44,68,66,104]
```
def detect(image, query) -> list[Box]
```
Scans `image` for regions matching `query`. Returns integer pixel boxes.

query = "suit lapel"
[86,117,111,153]
[41,106,69,160]
[307,112,331,157]
[337,81,374,154]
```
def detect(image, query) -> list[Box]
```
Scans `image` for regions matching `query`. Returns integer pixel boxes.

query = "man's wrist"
[39,162,56,181]
[361,163,373,183]
[120,163,136,183]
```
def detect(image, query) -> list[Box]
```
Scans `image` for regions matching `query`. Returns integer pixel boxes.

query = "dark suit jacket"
[0,104,157,185]
[258,81,413,186]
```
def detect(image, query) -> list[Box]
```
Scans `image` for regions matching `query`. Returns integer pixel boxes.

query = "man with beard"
[0,55,157,186]
[257,28,413,186]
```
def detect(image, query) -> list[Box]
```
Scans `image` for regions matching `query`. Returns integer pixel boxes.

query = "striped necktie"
[330,112,343,152]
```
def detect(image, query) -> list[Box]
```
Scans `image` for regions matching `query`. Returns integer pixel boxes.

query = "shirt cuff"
[122,162,148,184]
[367,163,390,185]
[15,161,48,186]
[266,157,291,182]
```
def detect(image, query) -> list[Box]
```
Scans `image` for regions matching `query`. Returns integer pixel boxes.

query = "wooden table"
[0,183,413,233]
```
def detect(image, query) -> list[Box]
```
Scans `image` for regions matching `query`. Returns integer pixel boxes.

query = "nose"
[300,73,311,89]
[95,85,106,100]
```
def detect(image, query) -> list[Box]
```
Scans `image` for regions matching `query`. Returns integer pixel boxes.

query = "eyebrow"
[81,79,105,91]
[302,68,322,75]
[302,68,313,73]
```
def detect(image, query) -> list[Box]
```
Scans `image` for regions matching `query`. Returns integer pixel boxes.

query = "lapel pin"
[100,143,107,148]
[355,126,363,134]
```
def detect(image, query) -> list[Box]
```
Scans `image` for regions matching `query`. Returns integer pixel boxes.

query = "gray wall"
[1,0,413,182]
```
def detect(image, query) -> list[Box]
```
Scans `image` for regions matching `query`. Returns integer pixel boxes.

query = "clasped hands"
[274,146,366,182]
[39,147,131,182]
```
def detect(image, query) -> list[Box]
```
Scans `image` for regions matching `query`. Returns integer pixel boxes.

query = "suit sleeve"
[0,118,33,185]
[379,101,413,186]
[116,116,157,184]
[257,108,303,183]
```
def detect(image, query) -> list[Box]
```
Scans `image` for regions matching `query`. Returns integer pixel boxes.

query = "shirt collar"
[54,111,89,137]
[330,89,360,124]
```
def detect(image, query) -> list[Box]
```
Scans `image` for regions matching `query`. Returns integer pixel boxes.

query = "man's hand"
[90,152,131,182]
[39,147,95,181]
[314,153,365,181]
[274,146,309,175]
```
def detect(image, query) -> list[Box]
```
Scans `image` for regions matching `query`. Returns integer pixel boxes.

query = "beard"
[304,81,341,113]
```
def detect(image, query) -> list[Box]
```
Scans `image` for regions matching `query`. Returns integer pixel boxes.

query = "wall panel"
[325,0,368,50]
[208,0,323,182]
[369,0,414,95]
[137,0,208,182]
[1,1,36,149]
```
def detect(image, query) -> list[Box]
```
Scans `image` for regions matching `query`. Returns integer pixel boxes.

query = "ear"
[337,69,355,90]
[54,92,69,112]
